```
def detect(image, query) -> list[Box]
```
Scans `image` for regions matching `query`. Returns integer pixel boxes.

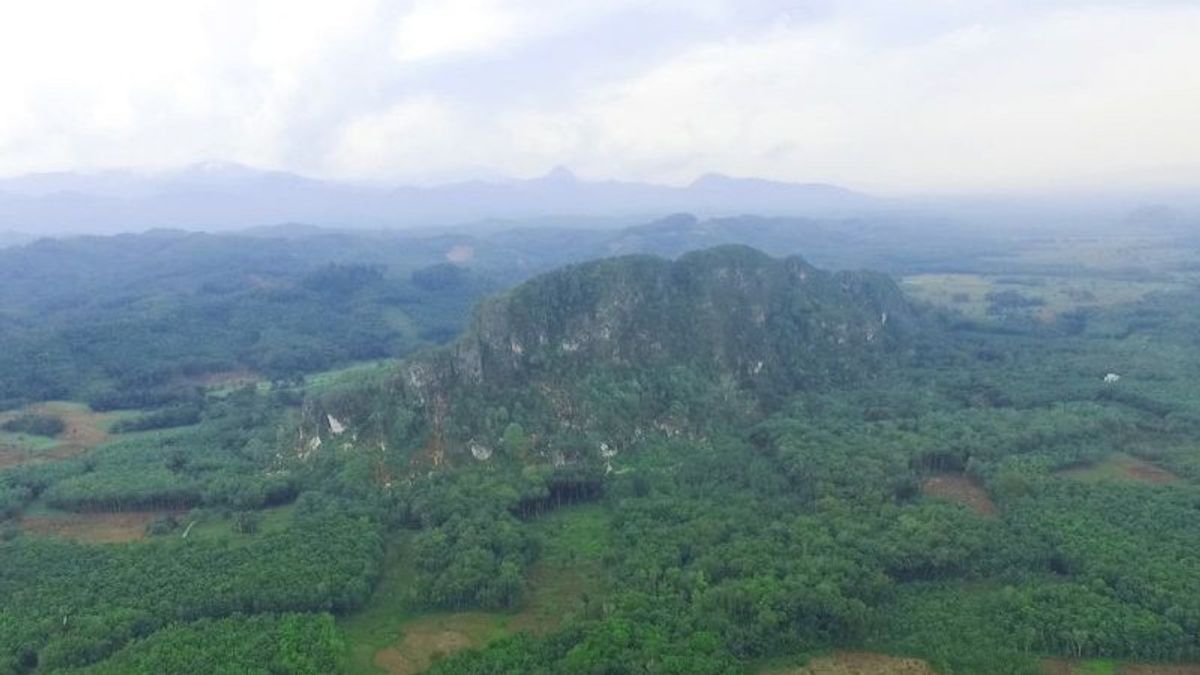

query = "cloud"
[391,0,522,63]
[1,1,1198,193]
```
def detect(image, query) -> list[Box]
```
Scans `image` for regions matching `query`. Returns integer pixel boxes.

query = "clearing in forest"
[901,272,1174,321]
[761,651,937,675]
[1057,453,1179,485]
[369,561,602,675]
[1044,658,1200,674]
[372,613,504,675]
[921,474,997,516]
[0,401,117,467]
[355,505,609,675]
[19,510,172,544]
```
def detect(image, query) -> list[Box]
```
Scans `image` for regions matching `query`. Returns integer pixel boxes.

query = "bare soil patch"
[1058,453,1179,485]
[1041,660,1073,675]
[764,651,937,675]
[40,402,112,451]
[20,510,174,544]
[0,401,114,468]
[922,474,997,516]
[0,447,28,469]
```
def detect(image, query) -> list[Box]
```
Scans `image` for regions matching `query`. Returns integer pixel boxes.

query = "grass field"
[902,273,1176,321]
[304,359,400,394]
[341,503,610,675]
[0,401,127,467]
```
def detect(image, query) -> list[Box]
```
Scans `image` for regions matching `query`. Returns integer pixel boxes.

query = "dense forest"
[3,222,1200,674]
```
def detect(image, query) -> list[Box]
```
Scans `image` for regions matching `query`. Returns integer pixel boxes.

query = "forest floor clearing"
[345,504,609,675]
[368,560,602,675]
[1057,453,1179,485]
[921,474,997,515]
[760,651,937,674]
[0,401,119,467]
[19,509,171,543]
[1044,658,1200,674]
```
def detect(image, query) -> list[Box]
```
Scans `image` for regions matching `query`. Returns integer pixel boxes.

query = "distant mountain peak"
[0,162,878,234]
[538,165,579,183]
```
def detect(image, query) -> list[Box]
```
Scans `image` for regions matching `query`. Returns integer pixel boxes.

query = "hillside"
[308,245,918,467]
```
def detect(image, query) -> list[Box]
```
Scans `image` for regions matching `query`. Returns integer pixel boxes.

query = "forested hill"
[445,245,914,390]
[308,245,920,468]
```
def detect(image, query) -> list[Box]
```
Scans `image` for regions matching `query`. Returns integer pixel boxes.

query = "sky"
[0,0,1198,194]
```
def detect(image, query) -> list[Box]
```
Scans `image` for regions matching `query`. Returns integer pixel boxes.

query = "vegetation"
[4,224,1200,674]
[47,613,345,675]
[1,414,65,438]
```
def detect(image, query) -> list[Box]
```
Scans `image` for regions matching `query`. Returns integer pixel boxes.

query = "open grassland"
[0,401,124,468]
[304,359,399,394]
[989,237,1200,276]
[902,273,1176,321]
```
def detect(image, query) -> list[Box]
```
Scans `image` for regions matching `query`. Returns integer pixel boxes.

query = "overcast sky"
[1,0,1198,194]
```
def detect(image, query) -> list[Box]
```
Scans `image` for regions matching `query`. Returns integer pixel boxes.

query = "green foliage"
[1,414,65,437]
[0,507,381,673]
[47,613,345,675]
[8,240,1200,674]
[109,405,202,433]
[0,231,496,410]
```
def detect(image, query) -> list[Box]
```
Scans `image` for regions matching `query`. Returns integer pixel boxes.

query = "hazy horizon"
[2,1,1199,196]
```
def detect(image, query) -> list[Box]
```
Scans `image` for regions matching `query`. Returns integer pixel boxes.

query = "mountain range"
[0,163,879,234]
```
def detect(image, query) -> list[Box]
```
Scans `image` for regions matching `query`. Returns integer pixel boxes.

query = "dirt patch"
[0,402,114,468]
[764,651,937,675]
[0,447,29,469]
[372,614,496,675]
[1120,460,1178,485]
[1058,454,1179,485]
[20,510,174,544]
[40,402,112,451]
[445,245,474,263]
[922,474,997,516]
[1041,660,1073,675]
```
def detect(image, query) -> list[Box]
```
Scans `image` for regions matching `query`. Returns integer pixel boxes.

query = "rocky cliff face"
[441,245,911,387]
[304,245,918,468]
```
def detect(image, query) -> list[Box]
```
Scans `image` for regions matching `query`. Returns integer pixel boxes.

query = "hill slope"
[308,245,917,468]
